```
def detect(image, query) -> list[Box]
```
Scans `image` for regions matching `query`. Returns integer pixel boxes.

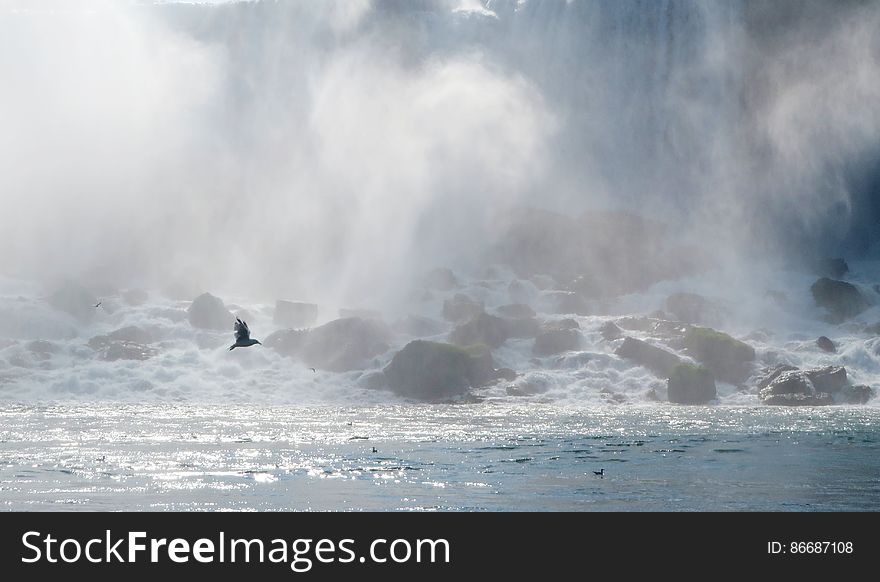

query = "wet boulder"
[816,336,836,353]
[811,257,849,279]
[383,341,498,400]
[300,318,392,372]
[838,385,875,404]
[274,301,318,328]
[805,366,848,393]
[263,328,309,356]
[187,293,233,331]
[667,363,716,404]
[810,278,869,321]
[759,366,849,406]
[532,329,581,356]
[449,313,511,348]
[442,294,485,322]
[614,337,682,377]
[682,327,755,383]
[762,393,833,406]
[600,321,624,341]
[756,364,800,391]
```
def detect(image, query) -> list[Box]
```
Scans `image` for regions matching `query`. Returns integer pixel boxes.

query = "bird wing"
[234,318,251,342]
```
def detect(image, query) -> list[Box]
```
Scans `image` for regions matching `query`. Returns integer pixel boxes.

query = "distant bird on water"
[228,318,262,350]
[593,469,605,477]
[371,447,378,453]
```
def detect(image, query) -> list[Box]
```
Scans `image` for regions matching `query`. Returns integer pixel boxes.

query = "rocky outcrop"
[533,329,581,356]
[187,293,233,331]
[274,300,318,328]
[442,294,484,322]
[816,336,836,353]
[810,278,869,321]
[264,317,391,372]
[682,327,755,383]
[599,321,623,341]
[759,365,856,406]
[667,363,716,404]
[383,341,501,400]
[614,337,682,377]
[449,313,511,348]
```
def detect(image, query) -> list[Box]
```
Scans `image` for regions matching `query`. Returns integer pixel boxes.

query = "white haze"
[1,0,879,311]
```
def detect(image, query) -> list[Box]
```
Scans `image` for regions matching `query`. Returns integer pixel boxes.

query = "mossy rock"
[682,326,755,383]
[667,363,716,404]
[384,340,498,401]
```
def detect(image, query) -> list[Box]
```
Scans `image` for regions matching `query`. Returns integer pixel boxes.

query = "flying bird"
[94,301,102,308]
[309,367,317,373]
[228,318,262,351]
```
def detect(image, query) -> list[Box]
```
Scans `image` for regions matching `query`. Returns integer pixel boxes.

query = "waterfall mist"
[2,0,879,309]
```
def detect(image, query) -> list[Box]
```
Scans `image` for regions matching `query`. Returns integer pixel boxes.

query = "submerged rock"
[810,278,869,321]
[816,336,836,353]
[532,329,581,356]
[274,300,318,328]
[682,326,755,383]
[614,337,682,377]
[442,294,484,322]
[384,341,498,400]
[187,293,233,331]
[667,363,716,404]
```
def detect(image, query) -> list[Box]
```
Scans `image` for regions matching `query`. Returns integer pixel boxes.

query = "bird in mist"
[228,318,262,350]
[309,367,317,373]
[94,301,102,309]
[593,469,605,477]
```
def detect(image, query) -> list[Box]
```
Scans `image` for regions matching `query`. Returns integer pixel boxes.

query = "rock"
[816,336,836,353]
[762,393,833,406]
[812,257,849,279]
[424,268,458,291]
[496,304,536,319]
[122,289,149,307]
[187,293,233,331]
[274,301,318,328]
[300,318,391,372]
[357,370,388,390]
[383,341,495,400]
[449,313,511,348]
[667,363,716,404]
[442,294,484,322]
[264,317,391,372]
[95,341,156,361]
[393,315,447,337]
[27,340,60,356]
[810,278,869,321]
[339,308,382,320]
[48,281,97,322]
[682,326,755,383]
[508,279,537,304]
[543,291,590,316]
[838,385,875,404]
[805,366,847,393]
[88,326,153,350]
[544,319,580,331]
[614,337,682,377]
[263,329,309,356]
[666,292,720,325]
[759,370,811,397]
[756,364,799,390]
[532,329,581,356]
[600,321,624,341]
